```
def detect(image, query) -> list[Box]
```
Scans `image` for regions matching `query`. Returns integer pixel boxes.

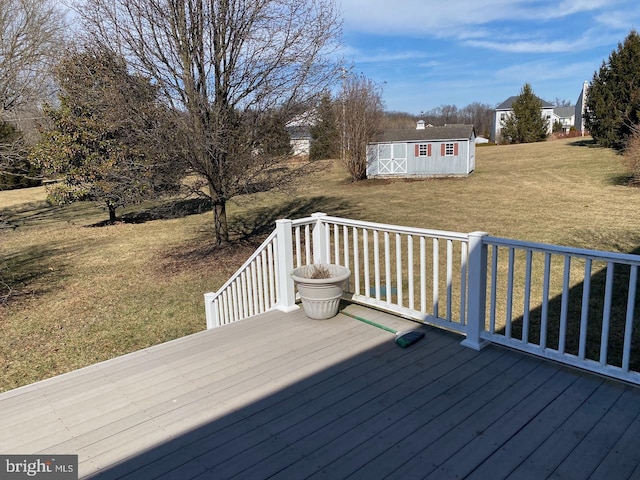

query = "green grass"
[2,137,640,391]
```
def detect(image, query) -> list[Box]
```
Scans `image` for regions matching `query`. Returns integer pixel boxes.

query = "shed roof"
[371,124,475,143]
[496,95,554,110]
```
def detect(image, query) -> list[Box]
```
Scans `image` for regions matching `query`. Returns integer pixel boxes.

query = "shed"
[367,123,476,178]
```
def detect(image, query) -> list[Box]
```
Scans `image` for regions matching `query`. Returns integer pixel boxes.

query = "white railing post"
[461,231,490,350]
[204,292,218,329]
[312,212,328,264]
[275,218,298,312]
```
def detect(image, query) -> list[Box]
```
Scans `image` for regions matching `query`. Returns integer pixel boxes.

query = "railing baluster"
[222,290,230,326]
[558,255,571,354]
[505,247,514,339]
[600,262,615,365]
[353,227,360,295]
[420,236,426,314]
[324,221,331,264]
[363,229,370,298]
[295,226,302,268]
[408,235,414,310]
[343,225,349,267]
[460,241,468,326]
[384,232,391,303]
[261,250,269,309]
[447,239,453,322]
[305,224,311,265]
[540,253,551,349]
[241,271,248,319]
[623,265,638,372]
[267,243,275,306]
[333,223,340,265]
[257,256,265,313]
[231,281,239,322]
[433,238,439,318]
[489,246,498,334]
[374,230,381,301]
[522,250,532,344]
[396,233,403,306]
[273,240,280,305]
[250,264,258,316]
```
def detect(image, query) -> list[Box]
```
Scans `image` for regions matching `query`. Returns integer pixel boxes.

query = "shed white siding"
[367,125,476,178]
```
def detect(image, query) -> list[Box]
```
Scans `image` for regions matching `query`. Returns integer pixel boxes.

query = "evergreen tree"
[31,48,183,222]
[586,30,640,150]
[309,94,339,161]
[0,121,40,190]
[500,84,548,144]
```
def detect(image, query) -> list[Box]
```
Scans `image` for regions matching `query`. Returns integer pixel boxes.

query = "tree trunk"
[108,203,117,223]
[213,199,229,245]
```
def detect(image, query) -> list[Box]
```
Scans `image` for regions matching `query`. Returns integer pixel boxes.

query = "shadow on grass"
[120,197,213,224]
[567,138,599,147]
[607,173,640,187]
[0,243,73,306]
[503,245,640,372]
[155,196,360,277]
[228,195,360,241]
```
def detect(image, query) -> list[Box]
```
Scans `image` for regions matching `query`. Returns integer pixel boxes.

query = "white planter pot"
[291,264,351,319]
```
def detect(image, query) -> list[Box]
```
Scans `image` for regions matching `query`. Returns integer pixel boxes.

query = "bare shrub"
[624,126,640,185]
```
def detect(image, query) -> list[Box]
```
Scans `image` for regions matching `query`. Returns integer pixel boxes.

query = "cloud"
[339,0,635,40]
[594,9,640,30]
[494,60,596,83]
[466,39,576,54]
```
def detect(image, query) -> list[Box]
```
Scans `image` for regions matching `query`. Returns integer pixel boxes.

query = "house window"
[445,143,455,156]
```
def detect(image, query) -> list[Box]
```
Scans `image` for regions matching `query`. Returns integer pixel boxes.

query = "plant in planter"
[290,263,351,319]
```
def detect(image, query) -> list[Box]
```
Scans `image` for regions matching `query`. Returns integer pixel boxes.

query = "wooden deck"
[2,304,640,479]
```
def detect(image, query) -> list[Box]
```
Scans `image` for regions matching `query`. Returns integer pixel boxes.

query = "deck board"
[1,305,640,479]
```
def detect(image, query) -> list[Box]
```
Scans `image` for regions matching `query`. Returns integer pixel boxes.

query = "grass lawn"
[1,136,640,392]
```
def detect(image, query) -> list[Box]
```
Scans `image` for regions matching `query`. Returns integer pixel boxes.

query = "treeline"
[382,103,494,139]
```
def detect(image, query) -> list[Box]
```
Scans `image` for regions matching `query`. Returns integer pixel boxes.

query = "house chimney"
[416,119,425,130]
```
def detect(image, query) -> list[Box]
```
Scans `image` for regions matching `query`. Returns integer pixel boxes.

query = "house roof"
[496,95,554,110]
[371,124,475,143]
[553,106,575,118]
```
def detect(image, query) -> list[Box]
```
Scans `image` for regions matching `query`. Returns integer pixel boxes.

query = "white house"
[575,80,589,136]
[286,111,317,156]
[367,122,476,178]
[491,95,555,143]
[552,106,576,133]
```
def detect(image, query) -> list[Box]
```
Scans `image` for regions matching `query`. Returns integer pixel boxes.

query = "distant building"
[492,95,555,143]
[552,106,576,133]
[286,111,317,156]
[574,81,589,136]
[367,122,476,178]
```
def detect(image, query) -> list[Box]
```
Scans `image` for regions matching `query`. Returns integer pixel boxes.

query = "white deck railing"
[204,213,640,385]
[475,235,640,384]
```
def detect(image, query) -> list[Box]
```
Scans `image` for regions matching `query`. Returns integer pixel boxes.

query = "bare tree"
[0,0,65,114]
[382,111,418,130]
[339,72,384,182]
[553,97,573,107]
[75,0,341,244]
[460,102,494,138]
[0,0,66,183]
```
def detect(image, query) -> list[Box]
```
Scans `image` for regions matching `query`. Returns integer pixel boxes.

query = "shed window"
[416,143,432,156]
[445,143,455,156]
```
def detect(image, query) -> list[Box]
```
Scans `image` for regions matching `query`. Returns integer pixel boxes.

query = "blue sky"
[338,0,640,114]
